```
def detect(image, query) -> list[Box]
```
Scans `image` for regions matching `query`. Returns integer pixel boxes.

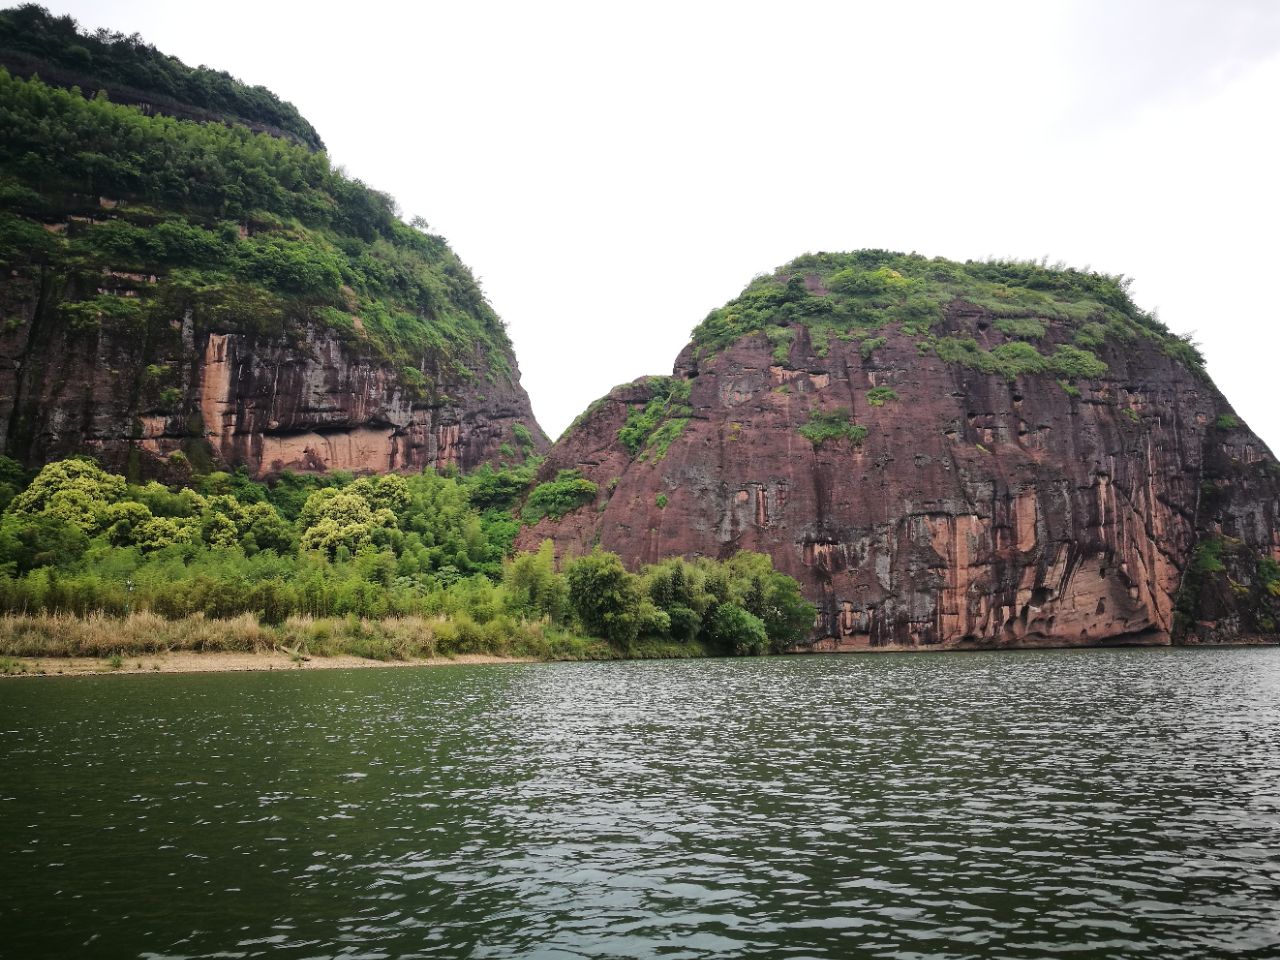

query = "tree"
[708,604,769,656]
[565,549,642,646]
[7,458,126,532]
[239,502,294,553]
[350,474,410,514]
[503,539,568,624]
[298,488,391,556]
[0,513,89,574]
[725,552,816,651]
[643,558,703,642]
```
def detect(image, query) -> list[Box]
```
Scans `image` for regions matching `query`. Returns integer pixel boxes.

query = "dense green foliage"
[0,458,813,657]
[522,470,598,524]
[0,5,322,148]
[616,377,693,460]
[798,408,868,448]
[563,548,814,654]
[992,316,1047,339]
[691,250,1203,377]
[932,338,1109,380]
[0,65,512,383]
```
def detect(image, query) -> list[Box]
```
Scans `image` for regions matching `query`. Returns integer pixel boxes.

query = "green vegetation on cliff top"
[0,51,512,395]
[560,250,1205,456]
[692,250,1204,376]
[0,5,322,148]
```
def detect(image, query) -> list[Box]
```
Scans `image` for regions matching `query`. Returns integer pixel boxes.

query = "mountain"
[520,251,1280,648]
[0,6,547,482]
[0,4,323,148]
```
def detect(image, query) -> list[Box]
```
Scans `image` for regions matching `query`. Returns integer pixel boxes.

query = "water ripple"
[1,647,1279,958]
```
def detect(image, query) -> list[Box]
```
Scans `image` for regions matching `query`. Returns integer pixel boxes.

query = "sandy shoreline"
[5,637,1276,678]
[0,650,536,678]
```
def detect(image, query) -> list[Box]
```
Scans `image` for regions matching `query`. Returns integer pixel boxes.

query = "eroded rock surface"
[0,271,546,478]
[522,297,1280,649]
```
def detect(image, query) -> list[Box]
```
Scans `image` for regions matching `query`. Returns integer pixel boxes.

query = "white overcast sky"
[41,0,1280,447]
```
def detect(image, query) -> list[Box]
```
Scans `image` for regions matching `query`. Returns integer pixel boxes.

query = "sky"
[39,0,1280,447]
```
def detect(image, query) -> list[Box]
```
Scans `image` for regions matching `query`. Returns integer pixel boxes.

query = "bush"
[617,377,693,457]
[766,326,795,363]
[799,408,868,448]
[708,604,769,656]
[1049,345,1108,379]
[993,317,1046,339]
[565,550,641,647]
[865,386,898,407]
[522,471,597,524]
[860,336,887,359]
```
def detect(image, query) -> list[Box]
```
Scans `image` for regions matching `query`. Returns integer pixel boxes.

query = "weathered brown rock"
[521,300,1280,649]
[0,269,547,478]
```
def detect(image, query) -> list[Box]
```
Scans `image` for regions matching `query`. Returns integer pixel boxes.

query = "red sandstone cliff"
[0,20,548,479]
[520,259,1280,649]
[0,269,546,478]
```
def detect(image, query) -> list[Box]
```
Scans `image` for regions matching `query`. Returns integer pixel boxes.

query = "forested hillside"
[0,4,322,146]
[0,7,544,477]
[0,456,815,661]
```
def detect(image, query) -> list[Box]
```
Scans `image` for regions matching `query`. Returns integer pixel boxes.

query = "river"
[2,647,1278,958]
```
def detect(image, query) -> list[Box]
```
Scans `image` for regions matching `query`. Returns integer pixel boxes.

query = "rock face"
[0,273,546,478]
[521,254,1280,649]
[0,15,548,479]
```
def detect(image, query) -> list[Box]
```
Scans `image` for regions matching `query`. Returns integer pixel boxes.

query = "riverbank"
[4,612,1272,678]
[0,650,536,677]
[0,611,708,676]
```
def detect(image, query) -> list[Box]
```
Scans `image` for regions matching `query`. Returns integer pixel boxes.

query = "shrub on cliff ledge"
[933,337,1107,381]
[865,386,898,407]
[522,471,598,524]
[617,377,693,459]
[799,408,868,448]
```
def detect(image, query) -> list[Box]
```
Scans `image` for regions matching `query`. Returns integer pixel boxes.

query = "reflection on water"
[1,647,1279,958]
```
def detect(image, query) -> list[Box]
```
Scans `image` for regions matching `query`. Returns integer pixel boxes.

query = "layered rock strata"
[521,265,1280,649]
[0,274,545,477]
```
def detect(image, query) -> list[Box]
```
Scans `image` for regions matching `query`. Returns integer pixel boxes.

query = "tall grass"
[0,611,648,662]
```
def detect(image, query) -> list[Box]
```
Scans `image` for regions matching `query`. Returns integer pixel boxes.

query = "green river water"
[1,647,1278,959]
